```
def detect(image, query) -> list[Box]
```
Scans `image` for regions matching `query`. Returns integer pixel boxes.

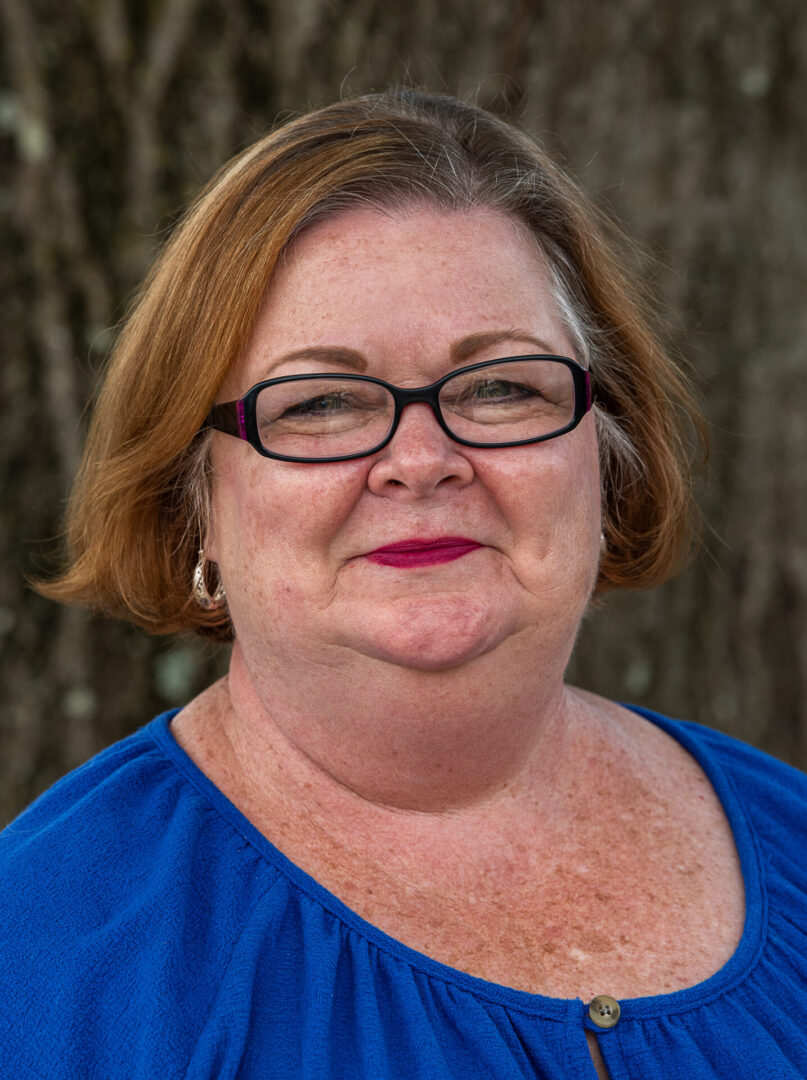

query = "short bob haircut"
[39,88,705,641]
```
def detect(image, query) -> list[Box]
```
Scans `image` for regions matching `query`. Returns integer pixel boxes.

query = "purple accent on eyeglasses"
[584,370,592,411]
[236,400,247,440]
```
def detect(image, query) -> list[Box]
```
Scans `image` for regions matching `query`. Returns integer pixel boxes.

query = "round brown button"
[589,995,621,1029]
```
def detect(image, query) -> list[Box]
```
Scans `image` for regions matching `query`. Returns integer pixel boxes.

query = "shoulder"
[2,712,176,882]
[630,705,807,791]
[628,704,807,846]
[0,710,283,1078]
[0,711,201,899]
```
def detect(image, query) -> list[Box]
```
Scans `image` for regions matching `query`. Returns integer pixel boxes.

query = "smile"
[366,537,483,568]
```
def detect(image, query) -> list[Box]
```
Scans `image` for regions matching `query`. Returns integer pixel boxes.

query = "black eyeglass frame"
[205,354,593,464]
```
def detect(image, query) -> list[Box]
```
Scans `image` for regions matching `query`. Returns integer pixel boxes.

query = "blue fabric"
[2,705,806,1079]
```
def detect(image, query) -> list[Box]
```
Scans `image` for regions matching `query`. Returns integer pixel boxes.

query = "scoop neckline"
[146,703,766,1023]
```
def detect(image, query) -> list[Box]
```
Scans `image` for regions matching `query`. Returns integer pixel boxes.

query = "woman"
[2,89,806,1080]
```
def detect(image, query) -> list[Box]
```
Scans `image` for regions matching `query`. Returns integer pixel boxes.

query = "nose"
[366,402,475,498]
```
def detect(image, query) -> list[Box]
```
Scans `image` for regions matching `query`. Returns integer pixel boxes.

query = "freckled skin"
[209,206,600,682]
[204,206,602,809]
[173,206,745,1072]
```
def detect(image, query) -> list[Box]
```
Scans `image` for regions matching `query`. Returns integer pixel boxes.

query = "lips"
[366,537,483,568]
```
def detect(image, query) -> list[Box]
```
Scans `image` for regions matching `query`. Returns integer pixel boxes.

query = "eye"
[282,392,353,416]
[456,378,536,403]
[481,379,530,399]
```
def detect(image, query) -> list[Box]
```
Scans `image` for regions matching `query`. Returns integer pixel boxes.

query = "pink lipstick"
[366,537,483,568]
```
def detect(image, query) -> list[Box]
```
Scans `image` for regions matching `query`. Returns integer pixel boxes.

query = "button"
[589,995,621,1029]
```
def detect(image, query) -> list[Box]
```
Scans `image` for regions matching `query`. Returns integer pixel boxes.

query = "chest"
[292,814,745,1003]
[171,705,746,1002]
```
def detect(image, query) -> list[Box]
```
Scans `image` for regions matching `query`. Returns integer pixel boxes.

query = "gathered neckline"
[146,704,766,1023]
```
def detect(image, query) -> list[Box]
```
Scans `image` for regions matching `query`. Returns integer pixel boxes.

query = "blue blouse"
[2,706,806,1079]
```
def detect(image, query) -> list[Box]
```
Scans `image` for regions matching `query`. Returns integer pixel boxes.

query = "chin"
[347,596,514,672]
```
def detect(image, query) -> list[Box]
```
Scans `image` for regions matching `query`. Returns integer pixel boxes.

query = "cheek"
[207,444,368,572]
[482,428,600,538]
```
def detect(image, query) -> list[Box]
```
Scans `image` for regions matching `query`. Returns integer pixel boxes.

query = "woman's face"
[208,205,602,674]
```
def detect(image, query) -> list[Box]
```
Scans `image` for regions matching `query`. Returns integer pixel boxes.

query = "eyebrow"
[450,330,560,363]
[266,346,368,372]
[265,330,561,377]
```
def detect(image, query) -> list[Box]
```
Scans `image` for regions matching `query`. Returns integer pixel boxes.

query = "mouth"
[366,537,483,568]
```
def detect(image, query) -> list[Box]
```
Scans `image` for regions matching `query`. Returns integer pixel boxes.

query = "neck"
[223,627,583,814]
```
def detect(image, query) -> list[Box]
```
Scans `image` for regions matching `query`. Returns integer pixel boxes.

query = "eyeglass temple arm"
[205,400,248,440]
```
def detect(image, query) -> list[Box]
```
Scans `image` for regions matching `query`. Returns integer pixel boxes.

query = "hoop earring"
[193,548,226,610]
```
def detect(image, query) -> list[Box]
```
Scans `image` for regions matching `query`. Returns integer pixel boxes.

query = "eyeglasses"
[205,355,592,463]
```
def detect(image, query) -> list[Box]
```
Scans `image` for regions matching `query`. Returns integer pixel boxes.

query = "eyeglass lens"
[254,359,577,459]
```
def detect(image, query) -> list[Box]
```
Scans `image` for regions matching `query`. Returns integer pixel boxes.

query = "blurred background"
[2,0,806,825]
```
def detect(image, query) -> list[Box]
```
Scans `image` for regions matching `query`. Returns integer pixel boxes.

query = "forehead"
[231,205,572,391]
